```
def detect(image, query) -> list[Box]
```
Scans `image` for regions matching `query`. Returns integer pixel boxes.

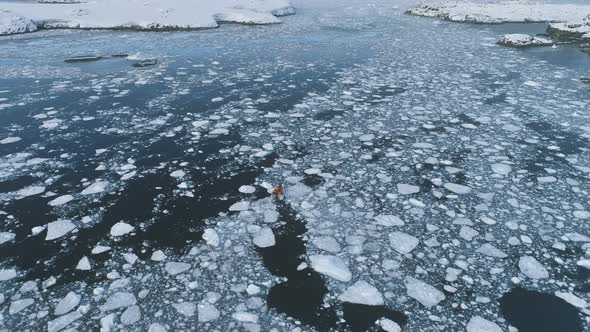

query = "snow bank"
[407,1,590,25]
[0,0,294,36]
[548,16,590,42]
[408,1,590,53]
[497,33,552,48]
[0,11,37,35]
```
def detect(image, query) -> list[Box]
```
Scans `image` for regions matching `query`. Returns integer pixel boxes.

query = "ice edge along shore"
[0,0,295,36]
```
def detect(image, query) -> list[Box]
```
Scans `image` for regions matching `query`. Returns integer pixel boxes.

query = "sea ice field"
[1,0,590,331]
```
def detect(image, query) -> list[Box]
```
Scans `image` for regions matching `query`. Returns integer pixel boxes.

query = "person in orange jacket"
[272,183,284,200]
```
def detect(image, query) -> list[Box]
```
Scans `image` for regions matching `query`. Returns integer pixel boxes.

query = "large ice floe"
[0,0,294,36]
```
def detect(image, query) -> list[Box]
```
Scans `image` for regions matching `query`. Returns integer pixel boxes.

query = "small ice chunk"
[100,292,137,311]
[76,256,91,271]
[476,243,507,258]
[80,180,109,195]
[16,185,45,198]
[48,195,74,206]
[253,227,275,248]
[239,185,256,194]
[121,305,141,325]
[46,219,76,241]
[151,250,167,261]
[91,245,111,255]
[573,211,590,220]
[397,184,419,195]
[110,222,134,237]
[202,229,220,247]
[170,170,185,178]
[0,232,16,245]
[459,226,479,241]
[246,284,261,295]
[173,302,196,317]
[389,231,419,254]
[304,168,321,175]
[229,201,250,211]
[312,236,341,253]
[148,323,167,332]
[309,255,352,282]
[165,262,191,276]
[377,318,401,332]
[444,183,472,194]
[358,134,374,142]
[339,280,384,306]
[9,298,34,314]
[232,312,258,323]
[263,209,279,223]
[554,292,587,309]
[198,303,220,322]
[47,309,83,332]
[518,256,548,279]
[374,215,405,227]
[192,120,210,128]
[123,253,139,265]
[466,316,502,332]
[55,292,81,316]
[32,226,45,236]
[537,176,557,183]
[405,276,445,308]
[491,163,511,175]
[0,136,21,144]
[100,313,115,331]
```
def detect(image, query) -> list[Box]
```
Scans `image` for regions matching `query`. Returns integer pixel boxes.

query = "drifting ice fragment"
[405,276,445,308]
[518,256,549,279]
[202,229,220,247]
[339,280,384,306]
[466,316,502,332]
[389,231,419,254]
[46,219,76,241]
[443,183,472,194]
[110,222,134,237]
[76,256,91,271]
[253,227,276,248]
[198,303,220,322]
[309,255,352,282]
[55,292,81,316]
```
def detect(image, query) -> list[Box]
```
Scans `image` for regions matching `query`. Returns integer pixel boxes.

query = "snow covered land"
[0,0,294,36]
[0,0,590,331]
[408,1,590,53]
[497,33,553,47]
[408,1,590,24]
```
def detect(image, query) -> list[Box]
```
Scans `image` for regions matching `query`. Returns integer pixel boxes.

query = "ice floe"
[389,231,419,254]
[339,280,384,306]
[518,255,549,279]
[466,316,502,332]
[309,254,352,282]
[45,219,76,241]
[110,222,134,237]
[404,276,445,308]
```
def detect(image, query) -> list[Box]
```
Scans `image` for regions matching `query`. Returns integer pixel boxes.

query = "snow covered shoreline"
[496,33,552,48]
[407,1,590,25]
[0,0,295,36]
[407,1,590,51]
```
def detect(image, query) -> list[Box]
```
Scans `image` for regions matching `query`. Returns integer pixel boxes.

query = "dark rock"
[64,56,102,63]
[132,59,157,67]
